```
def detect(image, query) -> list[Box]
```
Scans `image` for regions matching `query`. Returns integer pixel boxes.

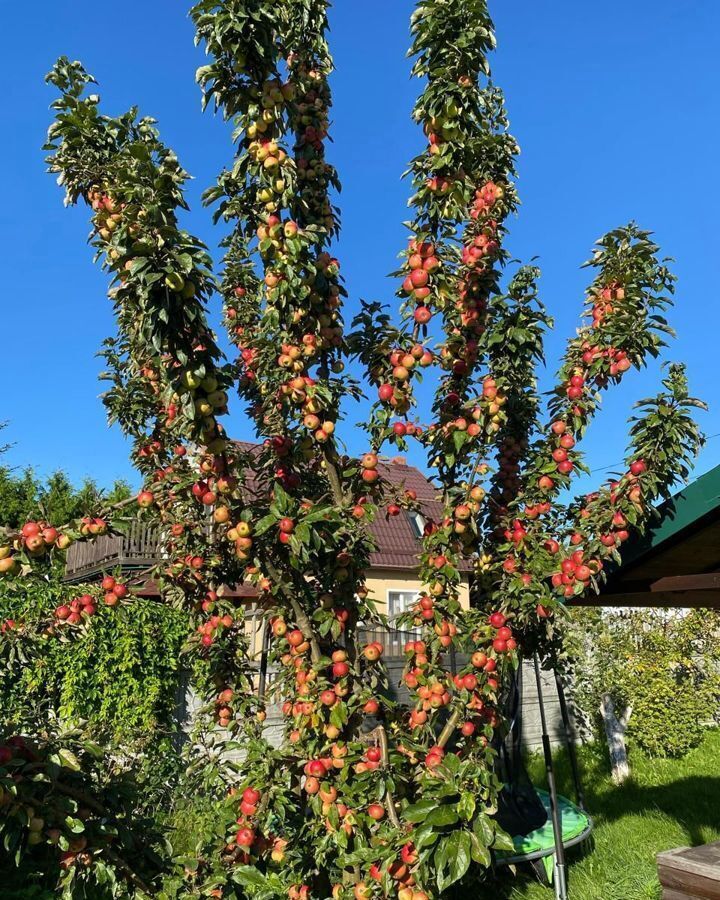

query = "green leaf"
[64,816,85,834]
[458,791,476,821]
[425,804,459,827]
[403,798,439,823]
[232,866,270,888]
[492,827,516,853]
[469,830,492,866]
[449,830,472,883]
[58,749,81,771]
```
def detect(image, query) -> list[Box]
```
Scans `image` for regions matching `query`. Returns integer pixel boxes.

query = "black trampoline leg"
[554,667,586,812]
[533,655,568,900]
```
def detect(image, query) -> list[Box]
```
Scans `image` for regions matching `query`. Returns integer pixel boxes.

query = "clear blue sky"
[2,0,719,493]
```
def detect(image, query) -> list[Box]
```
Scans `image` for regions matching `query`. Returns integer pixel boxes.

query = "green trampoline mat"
[508,789,590,855]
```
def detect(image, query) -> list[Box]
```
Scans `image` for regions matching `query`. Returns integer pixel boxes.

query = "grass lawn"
[498,729,720,900]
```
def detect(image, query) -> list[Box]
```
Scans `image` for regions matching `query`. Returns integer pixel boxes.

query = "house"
[570,463,720,610]
[64,454,471,645]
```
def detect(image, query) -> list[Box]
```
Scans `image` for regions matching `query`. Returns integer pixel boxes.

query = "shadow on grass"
[485,735,720,898]
[589,775,720,847]
[529,740,720,845]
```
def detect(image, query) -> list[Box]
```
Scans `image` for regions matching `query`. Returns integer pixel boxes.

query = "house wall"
[364,567,471,617]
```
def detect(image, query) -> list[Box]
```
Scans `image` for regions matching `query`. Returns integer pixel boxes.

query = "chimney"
[390,456,407,465]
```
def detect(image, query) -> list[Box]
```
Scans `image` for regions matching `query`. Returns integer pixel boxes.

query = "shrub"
[573,608,720,758]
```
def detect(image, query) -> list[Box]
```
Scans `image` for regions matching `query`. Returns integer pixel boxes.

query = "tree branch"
[263,557,322,665]
[437,709,462,749]
[376,724,402,828]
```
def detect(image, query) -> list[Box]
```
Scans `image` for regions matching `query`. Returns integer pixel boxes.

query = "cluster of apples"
[214,688,235,728]
[164,550,208,583]
[550,547,602,599]
[549,420,577,473]
[233,784,263,851]
[236,336,259,384]
[99,575,128,607]
[289,885,311,900]
[358,452,381,486]
[277,338,318,371]
[196,613,235,649]
[357,842,422,900]
[178,369,229,427]
[471,180,504,219]
[377,343,434,416]
[454,268,488,332]
[582,343,632,382]
[431,378,508,442]
[226,804,287,869]
[581,338,630,369]
[257,215,303,262]
[254,74,295,121]
[400,238,440,326]
[293,67,334,193]
[415,675,453,714]
[581,464,647,551]
[486,611,517,653]
[278,374,337,442]
[589,280,625,327]
[247,136,288,183]
[2,521,73,575]
[54,594,97,624]
[489,436,522,507]
[519,498,552,522]
[88,189,127,246]
[437,336,477,379]
[187,463,236,508]
[460,228,499,270]
[137,438,165,462]
[222,520,254,562]
[277,639,383,738]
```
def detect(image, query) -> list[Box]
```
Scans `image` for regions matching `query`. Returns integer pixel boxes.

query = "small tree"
[0,1,705,897]
[572,607,720,780]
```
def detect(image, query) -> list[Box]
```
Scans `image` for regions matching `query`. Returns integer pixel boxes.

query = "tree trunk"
[600,693,632,784]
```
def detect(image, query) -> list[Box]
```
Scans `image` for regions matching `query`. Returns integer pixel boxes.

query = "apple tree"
[0,0,705,897]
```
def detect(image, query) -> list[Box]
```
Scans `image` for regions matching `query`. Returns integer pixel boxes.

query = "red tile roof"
[239,446,468,574]
[370,458,439,571]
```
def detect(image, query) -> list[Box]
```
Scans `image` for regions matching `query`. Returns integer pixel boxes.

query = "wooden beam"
[569,590,720,609]
[651,573,720,593]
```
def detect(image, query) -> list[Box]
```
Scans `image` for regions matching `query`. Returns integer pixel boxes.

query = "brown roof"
[133,450,468,597]
[232,444,458,574]
[369,457,442,571]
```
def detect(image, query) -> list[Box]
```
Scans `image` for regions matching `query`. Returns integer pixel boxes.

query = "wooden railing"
[64,520,161,581]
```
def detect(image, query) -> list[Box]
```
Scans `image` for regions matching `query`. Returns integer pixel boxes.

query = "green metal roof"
[618,464,720,569]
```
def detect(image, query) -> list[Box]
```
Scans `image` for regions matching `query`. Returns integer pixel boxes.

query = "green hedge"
[0,580,188,744]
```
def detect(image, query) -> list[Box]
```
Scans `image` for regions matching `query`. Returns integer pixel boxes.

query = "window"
[387,589,420,651]
[387,589,417,624]
[406,510,425,539]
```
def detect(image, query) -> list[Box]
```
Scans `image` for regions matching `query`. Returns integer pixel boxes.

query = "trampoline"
[501,789,592,863]
[497,788,593,890]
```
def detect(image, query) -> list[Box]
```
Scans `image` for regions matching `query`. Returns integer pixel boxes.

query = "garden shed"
[571,464,720,610]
